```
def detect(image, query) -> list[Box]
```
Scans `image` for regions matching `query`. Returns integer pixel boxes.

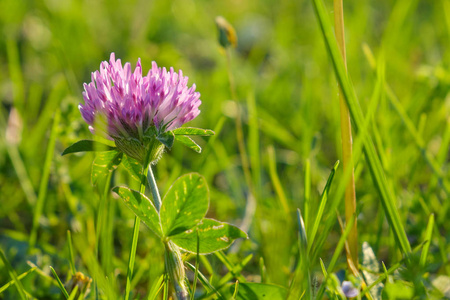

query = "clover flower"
[79,53,201,164]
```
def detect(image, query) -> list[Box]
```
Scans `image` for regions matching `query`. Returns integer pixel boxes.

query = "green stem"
[147,165,162,212]
[124,163,149,300]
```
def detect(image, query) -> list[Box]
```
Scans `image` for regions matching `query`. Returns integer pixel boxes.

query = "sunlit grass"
[1,0,449,299]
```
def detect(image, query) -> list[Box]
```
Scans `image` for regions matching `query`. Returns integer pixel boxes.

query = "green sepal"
[157,131,175,149]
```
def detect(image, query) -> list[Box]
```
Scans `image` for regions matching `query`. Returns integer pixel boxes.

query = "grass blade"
[50,266,70,299]
[190,232,200,300]
[307,160,339,254]
[147,275,164,300]
[0,267,36,294]
[315,214,356,299]
[0,249,29,300]
[67,230,76,275]
[333,0,358,268]
[67,285,79,300]
[420,214,434,267]
[361,261,402,296]
[311,0,411,255]
[287,208,311,300]
[304,159,311,229]
[29,109,61,250]
[267,146,290,216]
[185,262,225,300]
[232,280,239,299]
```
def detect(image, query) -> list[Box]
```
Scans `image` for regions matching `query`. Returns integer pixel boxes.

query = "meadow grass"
[1,0,449,299]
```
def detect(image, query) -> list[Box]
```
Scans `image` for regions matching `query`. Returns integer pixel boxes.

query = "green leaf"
[232,283,287,300]
[157,131,175,149]
[175,135,201,153]
[160,173,209,237]
[62,140,116,156]
[170,219,247,254]
[91,151,123,186]
[121,154,143,182]
[112,186,162,237]
[172,127,215,136]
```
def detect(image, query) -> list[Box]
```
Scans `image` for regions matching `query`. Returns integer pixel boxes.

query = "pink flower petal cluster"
[79,53,201,141]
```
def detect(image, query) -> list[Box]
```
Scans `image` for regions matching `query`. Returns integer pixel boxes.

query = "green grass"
[1,0,449,299]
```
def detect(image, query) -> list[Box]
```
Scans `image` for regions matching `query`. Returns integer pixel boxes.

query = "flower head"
[79,53,201,163]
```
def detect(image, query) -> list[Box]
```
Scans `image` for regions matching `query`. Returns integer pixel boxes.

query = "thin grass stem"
[225,46,256,250]
[312,0,412,255]
[50,266,69,299]
[267,146,290,216]
[29,109,60,250]
[67,230,76,275]
[315,214,356,299]
[333,0,358,269]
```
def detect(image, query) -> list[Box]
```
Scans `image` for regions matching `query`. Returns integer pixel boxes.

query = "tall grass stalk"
[29,109,60,250]
[95,171,113,297]
[316,214,356,299]
[333,0,358,268]
[312,0,412,255]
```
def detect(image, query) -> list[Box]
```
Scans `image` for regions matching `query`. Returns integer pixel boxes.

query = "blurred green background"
[1,0,449,298]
